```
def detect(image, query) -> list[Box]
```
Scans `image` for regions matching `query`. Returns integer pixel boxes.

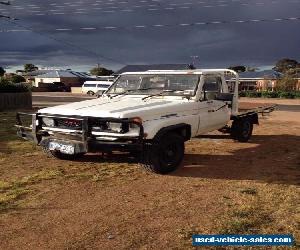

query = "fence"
[0,92,32,110]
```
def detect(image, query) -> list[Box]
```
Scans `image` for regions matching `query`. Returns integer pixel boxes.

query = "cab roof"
[120,69,238,76]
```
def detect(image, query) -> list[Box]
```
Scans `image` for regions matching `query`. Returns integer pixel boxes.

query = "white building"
[34,70,91,87]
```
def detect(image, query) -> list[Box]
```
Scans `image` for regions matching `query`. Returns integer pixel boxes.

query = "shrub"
[239,91,300,99]
[10,75,26,84]
[295,92,300,98]
[0,79,30,93]
[243,91,262,98]
[278,91,296,99]
[261,91,279,98]
[239,92,246,97]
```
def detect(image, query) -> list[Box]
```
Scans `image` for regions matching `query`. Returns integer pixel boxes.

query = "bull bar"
[15,112,145,153]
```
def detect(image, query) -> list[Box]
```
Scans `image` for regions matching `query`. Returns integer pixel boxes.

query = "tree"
[228,65,246,73]
[0,78,9,84]
[24,63,38,72]
[275,75,298,91]
[0,67,5,76]
[90,66,114,76]
[10,75,26,83]
[5,74,26,83]
[273,58,299,73]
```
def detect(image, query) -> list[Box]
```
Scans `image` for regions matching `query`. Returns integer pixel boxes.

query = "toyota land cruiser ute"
[16,69,275,174]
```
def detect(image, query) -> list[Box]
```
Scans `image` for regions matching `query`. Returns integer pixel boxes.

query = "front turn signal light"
[131,117,143,124]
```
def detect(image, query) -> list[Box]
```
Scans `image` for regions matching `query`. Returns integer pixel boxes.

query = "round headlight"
[108,122,122,132]
[42,117,54,127]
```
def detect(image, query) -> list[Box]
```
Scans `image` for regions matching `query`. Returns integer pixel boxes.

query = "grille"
[54,118,82,130]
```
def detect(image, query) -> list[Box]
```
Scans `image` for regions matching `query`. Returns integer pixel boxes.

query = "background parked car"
[82,81,113,95]
[48,82,71,92]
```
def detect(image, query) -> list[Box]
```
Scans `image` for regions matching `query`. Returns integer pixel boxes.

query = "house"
[23,70,52,84]
[34,70,92,87]
[238,70,281,91]
[115,64,192,75]
[228,70,300,91]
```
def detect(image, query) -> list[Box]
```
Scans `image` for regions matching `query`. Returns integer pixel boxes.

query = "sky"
[0,0,300,72]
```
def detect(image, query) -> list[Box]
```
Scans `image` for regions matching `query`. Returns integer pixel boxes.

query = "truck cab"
[17,69,267,174]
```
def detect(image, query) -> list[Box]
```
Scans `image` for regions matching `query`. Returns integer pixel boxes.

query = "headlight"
[108,122,122,132]
[42,117,55,127]
[92,121,130,133]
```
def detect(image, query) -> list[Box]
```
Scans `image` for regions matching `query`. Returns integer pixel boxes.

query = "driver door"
[197,75,230,134]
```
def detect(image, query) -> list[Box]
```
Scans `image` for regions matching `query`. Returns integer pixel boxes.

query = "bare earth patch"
[0,109,299,249]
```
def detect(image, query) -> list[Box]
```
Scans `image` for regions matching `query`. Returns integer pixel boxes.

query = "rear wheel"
[42,146,85,160]
[141,133,185,174]
[231,118,253,142]
[87,91,95,96]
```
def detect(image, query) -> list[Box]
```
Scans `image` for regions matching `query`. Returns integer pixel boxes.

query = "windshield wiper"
[108,89,136,99]
[142,89,185,101]
[108,87,162,99]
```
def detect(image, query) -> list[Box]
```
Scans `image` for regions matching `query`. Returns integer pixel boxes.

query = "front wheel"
[141,133,185,174]
[231,118,253,142]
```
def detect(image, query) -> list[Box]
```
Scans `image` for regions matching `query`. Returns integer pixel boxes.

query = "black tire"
[141,133,185,174]
[42,146,85,160]
[231,118,253,142]
[87,91,95,96]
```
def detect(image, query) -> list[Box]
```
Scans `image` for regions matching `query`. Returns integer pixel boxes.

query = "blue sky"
[1,0,300,72]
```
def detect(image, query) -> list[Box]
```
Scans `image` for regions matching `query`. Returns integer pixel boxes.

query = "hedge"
[0,81,30,93]
[239,91,300,99]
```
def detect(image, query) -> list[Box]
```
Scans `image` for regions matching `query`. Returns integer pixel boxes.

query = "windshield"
[106,74,199,96]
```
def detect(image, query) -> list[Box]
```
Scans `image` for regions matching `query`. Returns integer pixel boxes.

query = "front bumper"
[15,112,145,153]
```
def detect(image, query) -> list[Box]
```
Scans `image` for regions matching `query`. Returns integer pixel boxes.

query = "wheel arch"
[153,123,191,142]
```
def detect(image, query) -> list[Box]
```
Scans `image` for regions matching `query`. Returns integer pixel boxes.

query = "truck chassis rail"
[232,104,276,119]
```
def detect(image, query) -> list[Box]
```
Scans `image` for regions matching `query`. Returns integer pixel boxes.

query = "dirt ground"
[0,101,299,249]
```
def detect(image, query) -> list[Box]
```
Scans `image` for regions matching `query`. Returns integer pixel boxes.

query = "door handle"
[208,104,228,113]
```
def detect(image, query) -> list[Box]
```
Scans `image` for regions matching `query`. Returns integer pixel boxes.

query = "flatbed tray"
[236,102,276,117]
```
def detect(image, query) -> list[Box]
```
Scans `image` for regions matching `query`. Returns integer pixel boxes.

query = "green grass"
[0,187,30,211]
[0,170,64,212]
[0,112,19,141]
[0,112,37,154]
[221,206,273,234]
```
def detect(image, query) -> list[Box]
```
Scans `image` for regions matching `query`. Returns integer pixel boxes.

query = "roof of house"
[35,70,91,79]
[115,64,191,75]
[239,70,282,79]
[24,70,51,77]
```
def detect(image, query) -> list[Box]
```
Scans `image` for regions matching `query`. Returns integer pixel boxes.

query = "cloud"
[0,0,300,71]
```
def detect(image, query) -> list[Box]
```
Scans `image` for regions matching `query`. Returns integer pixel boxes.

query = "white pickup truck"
[16,69,275,174]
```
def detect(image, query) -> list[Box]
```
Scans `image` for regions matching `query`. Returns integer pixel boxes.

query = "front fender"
[143,114,198,140]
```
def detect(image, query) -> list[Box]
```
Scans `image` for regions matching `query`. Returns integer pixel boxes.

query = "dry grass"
[0,111,299,249]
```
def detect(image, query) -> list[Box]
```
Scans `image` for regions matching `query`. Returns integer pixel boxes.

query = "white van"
[82,80,114,95]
